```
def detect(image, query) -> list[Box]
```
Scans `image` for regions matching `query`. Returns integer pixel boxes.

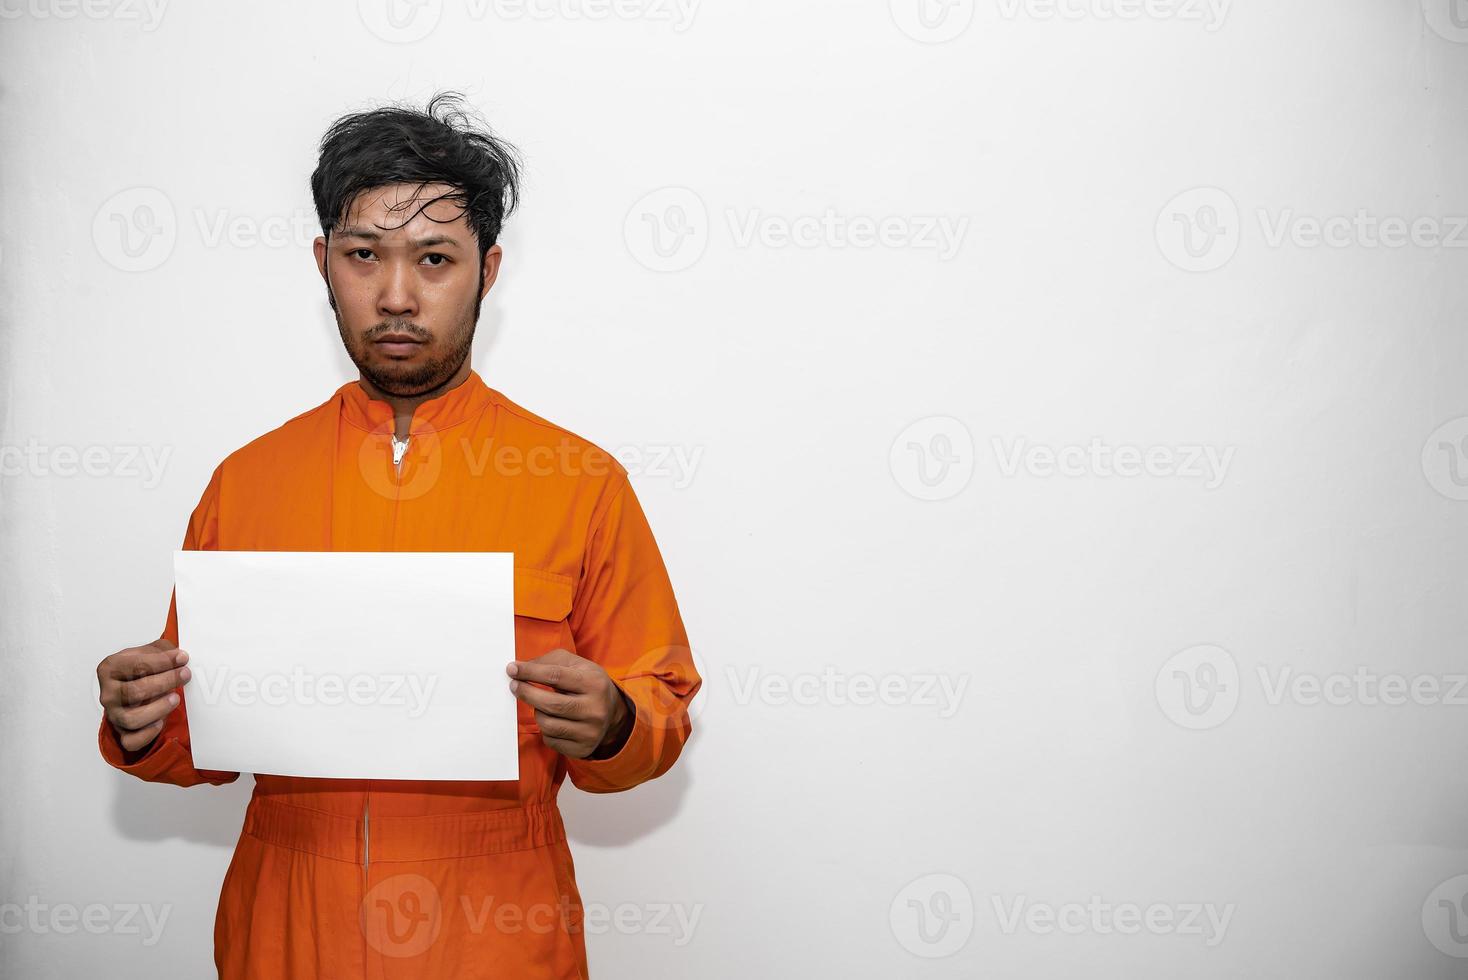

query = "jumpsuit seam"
[241,834,565,863]
[239,834,362,865]
[250,797,358,819]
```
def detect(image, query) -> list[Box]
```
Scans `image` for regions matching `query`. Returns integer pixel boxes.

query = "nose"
[377,258,418,319]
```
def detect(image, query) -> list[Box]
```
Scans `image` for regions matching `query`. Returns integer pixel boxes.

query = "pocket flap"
[514,566,574,621]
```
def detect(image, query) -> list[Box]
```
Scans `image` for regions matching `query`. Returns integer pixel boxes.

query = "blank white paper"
[173,550,517,780]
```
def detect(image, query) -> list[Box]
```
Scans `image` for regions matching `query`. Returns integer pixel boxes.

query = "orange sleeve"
[564,473,701,794]
[98,465,240,787]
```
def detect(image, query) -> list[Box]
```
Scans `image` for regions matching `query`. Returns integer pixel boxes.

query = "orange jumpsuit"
[97,371,701,979]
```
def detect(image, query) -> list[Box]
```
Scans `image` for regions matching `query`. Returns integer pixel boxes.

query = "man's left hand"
[507,649,634,760]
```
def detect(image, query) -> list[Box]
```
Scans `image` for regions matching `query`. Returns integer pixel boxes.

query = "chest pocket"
[513,566,575,733]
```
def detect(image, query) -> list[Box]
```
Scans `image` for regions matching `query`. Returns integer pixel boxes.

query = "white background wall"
[3,1,1468,977]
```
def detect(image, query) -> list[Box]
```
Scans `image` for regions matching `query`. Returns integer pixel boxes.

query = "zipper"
[369,434,404,876]
[391,434,410,473]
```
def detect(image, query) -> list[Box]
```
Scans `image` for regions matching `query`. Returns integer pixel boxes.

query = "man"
[94,92,701,979]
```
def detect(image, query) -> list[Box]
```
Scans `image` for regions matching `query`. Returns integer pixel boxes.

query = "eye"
[350,248,375,261]
[421,253,449,267]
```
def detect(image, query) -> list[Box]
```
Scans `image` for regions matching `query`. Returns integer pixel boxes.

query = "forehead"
[339,182,471,239]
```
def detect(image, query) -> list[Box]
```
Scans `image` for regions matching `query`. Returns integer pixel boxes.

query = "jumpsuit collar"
[338,368,492,435]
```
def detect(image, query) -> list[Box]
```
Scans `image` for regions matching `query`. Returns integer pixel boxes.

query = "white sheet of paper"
[173,550,517,781]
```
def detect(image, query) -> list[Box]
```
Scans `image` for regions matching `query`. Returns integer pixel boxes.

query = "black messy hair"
[310,91,523,262]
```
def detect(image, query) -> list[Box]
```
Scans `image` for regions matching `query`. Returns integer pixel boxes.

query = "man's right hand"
[98,638,192,753]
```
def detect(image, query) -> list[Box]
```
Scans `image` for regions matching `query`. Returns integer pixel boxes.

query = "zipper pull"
[391,434,410,469]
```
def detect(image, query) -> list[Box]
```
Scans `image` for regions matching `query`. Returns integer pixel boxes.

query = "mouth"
[372,333,427,358]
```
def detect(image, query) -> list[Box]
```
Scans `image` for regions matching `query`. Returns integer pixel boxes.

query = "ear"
[313,235,329,283]
[480,244,504,300]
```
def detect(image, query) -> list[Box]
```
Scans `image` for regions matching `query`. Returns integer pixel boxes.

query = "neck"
[357,360,472,440]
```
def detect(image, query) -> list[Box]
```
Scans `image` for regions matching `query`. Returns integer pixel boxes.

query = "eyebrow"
[334,226,463,249]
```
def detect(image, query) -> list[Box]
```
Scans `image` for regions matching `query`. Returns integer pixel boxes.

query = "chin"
[361,356,452,395]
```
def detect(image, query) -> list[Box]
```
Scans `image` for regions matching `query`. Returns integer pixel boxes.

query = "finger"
[108,691,179,733]
[117,665,192,707]
[510,680,587,720]
[505,648,587,681]
[508,659,592,694]
[119,718,166,753]
[534,712,598,743]
[105,646,188,682]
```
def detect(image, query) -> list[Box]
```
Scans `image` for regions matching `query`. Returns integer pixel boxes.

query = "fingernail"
[168,693,180,706]
[176,652,189,665]
[506,663,518,676]
[179,666,192,682]
[509,680,519,693]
